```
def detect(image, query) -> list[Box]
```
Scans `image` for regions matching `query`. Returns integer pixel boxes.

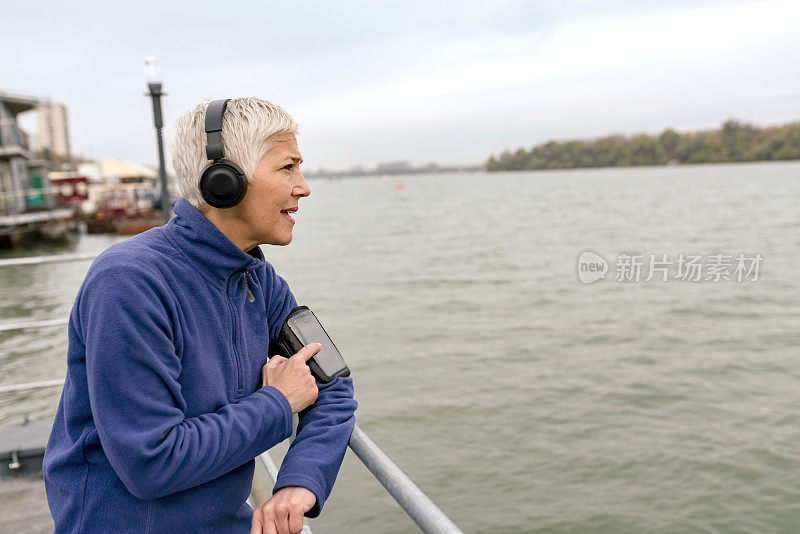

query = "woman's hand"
[261,343,320,413]
[250,486,316,534]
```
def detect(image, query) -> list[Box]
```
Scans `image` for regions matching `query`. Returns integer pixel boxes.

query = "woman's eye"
[284,164,294,171]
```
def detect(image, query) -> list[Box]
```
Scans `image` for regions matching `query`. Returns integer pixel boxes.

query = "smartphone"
[276,306,350,383]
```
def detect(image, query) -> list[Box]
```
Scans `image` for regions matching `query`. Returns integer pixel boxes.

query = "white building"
[36,102,72,162]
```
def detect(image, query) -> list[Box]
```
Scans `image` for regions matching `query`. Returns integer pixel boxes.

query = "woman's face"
[229,132,310,248]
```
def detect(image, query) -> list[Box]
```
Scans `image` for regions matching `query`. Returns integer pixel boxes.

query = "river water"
[1,161,798,532]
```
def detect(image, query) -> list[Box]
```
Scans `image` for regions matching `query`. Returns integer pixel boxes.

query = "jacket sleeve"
[265,265,358,518]
[79,259,294,501]
[272,377,356,517]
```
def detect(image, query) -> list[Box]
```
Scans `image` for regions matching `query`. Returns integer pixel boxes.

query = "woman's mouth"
[280,208,297,223]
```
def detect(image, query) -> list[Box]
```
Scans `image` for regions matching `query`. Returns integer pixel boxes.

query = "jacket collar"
[164,198,266,287]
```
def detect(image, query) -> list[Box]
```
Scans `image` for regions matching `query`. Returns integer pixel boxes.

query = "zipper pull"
[244,271,255,303]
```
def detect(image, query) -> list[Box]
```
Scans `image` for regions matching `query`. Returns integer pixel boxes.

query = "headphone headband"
[205,99,230,161]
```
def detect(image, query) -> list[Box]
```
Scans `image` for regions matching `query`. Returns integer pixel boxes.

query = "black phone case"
[275,306,350,383]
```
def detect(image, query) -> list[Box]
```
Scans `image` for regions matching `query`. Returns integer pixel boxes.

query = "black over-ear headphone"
[199,99,247,208]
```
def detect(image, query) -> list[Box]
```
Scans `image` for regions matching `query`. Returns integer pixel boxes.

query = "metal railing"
[0,186,61,202]
[0,254,93,332]
[0,122,30,151]
[0,318,68,332]
[349,424,462,533]
[0,253,96,267]
[0,379,67,395]
[0,253,464,533]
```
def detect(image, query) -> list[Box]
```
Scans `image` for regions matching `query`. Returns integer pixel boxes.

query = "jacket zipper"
[244,271,255,302]
[228,272,245,394]
[230,270,255,396]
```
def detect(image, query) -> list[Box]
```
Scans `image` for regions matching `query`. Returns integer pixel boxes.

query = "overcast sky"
[3,0,800,171]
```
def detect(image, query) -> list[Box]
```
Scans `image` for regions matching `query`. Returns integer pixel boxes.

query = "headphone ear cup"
[199,160,247,208]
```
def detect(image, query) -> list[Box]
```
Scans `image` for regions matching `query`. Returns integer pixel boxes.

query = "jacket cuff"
[257,386,294,440]
[273,475,325,518]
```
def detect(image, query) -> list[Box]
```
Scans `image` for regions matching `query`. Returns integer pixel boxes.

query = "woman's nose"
[293,171,311,197]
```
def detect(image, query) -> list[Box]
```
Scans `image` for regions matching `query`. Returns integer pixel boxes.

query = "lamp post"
[144,55,170,223]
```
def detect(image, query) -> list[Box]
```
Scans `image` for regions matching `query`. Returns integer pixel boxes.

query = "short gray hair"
[171,97,299,208]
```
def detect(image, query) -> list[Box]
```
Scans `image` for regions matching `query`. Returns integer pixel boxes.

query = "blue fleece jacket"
[43,198,357,533]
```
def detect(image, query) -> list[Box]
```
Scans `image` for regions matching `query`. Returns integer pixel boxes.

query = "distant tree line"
[486,120,800,171]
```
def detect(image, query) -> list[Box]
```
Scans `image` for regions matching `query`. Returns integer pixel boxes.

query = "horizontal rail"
[0,208,75,226]
[0,253,96,267]
[0,318,68,332]
[0,185,62,201]
[348,424,463,534]
[0,378,65,394]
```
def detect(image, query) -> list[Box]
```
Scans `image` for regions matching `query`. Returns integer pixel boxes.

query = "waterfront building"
[0,91,75,246]
[0,92,44,214]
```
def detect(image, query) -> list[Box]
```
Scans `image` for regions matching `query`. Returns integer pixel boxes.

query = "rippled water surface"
[1,162,799,532]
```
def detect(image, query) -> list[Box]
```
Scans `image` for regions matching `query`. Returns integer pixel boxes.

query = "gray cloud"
[4,0,799,170]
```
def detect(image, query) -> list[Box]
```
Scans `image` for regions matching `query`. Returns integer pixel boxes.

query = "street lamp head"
[144,55,163,85]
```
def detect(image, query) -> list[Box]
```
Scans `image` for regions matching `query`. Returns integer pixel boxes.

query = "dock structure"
[0,418,54,532]
[0,208,76,246]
